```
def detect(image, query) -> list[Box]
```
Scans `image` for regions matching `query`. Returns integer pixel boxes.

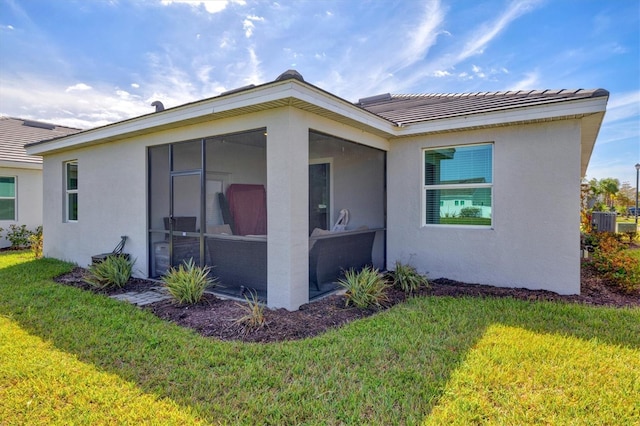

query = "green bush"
[84,255,134,289]
[162,259,217,304]
[338,266,389,308]
[393,261,429,294]
[235,291,266,331]
[459,207,482,218]
[29,226,43,259]
[5,224,32,249]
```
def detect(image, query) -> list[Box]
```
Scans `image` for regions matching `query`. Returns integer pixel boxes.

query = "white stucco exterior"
[27,77,607,309]
[387,120,582,295]
[0,165,43,248]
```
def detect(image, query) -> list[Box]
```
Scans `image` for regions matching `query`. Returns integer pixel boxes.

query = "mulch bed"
[54,260,640,343]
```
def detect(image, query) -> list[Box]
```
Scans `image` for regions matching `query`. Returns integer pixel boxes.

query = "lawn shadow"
[2,257,639,424]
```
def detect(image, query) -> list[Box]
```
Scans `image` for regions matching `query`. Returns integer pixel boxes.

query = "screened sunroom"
[148,127,385,303]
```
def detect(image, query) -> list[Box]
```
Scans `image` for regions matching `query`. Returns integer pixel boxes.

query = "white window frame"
[64,161,78,222]
[422,143,493,228]
[0,176,17,221]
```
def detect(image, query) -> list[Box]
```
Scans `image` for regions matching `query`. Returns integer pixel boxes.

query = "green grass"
[617,216,639,224]
[439,217,492,226]
[1,251,639,424]
[627,248,640,262]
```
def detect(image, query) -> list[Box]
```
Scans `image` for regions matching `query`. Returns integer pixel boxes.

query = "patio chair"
[91,236,129,264]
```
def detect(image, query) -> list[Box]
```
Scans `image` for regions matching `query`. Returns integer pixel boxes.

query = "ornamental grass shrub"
[393,261,429,294]
[338,266,389,308]
[235,291,266,331]
[162,258,217,304]
[84,254,134,289]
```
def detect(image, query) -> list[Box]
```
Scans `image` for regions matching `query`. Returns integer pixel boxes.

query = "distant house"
[25,71,608,310]
[0,117,80,248]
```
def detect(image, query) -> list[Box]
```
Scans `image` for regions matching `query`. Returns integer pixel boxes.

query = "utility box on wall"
[591,212,616,233]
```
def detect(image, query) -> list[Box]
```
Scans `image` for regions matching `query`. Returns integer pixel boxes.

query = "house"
[25,70,608,310]
[0,117,80,248]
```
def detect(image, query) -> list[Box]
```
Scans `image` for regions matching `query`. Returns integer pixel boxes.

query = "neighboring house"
[0,116,80,248]
[25,70,608,310]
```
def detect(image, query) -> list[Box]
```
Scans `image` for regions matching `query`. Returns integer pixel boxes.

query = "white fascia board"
[0,160,43,170]
[285,84,397,134]
[393,96,609,136]
[26,80,395,155]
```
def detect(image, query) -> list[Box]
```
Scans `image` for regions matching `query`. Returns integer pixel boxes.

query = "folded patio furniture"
[309,229,376,291]
[91,235,128,264]
[206,235,267,293]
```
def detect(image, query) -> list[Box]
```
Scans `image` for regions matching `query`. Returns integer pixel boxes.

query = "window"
[65,161,78,221]
[0,177,16,220]
[423,143,492,226]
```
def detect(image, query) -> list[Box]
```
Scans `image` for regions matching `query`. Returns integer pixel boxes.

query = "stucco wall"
[0,166,42,248]
[387,120,582,295]
[39,106,389,310]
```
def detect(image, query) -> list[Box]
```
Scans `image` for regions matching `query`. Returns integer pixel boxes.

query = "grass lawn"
[1,251,639,424]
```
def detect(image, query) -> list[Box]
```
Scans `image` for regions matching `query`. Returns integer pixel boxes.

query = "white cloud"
[433,70,451,77]
[0,76,152,129]
[160,0,230,14]
[603,90,640,123]
[457,0,542,61]
[131,83,140,89]
[243,15,264,38]
[65,83,92,92]
[508,71,539,91]
[396,0,445,71]
[243,47,263,85]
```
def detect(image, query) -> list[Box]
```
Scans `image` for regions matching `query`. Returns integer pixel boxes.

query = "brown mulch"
[54,260,640,343]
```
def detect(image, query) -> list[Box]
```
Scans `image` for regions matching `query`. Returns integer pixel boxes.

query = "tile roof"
[0,116,81,165]
[356,89,609,126]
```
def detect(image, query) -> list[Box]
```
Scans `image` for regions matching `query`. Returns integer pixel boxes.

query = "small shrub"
[162,259,217,304]
[84,255,134,289]
[590,233,640,293]
[29,226,43,259]
[338,266,389,308]
[235,291,266,331]
[459,207,482,218]
[5,224,32,249]
[393,261,429,294]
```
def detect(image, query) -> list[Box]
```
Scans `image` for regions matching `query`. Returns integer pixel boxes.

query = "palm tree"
[599,178,620,210]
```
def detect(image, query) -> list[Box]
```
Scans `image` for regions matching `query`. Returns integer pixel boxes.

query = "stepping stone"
[110,289,172,306]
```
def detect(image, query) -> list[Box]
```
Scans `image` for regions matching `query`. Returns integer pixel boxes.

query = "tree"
[617,181,635,209]
[598,178,620,209]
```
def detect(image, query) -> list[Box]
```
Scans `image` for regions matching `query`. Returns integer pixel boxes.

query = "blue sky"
[1,0,638,185]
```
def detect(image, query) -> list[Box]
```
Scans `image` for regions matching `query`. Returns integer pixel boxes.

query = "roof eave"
[0,159,43,170]
[25,80,395,156]
[391,95,609,137]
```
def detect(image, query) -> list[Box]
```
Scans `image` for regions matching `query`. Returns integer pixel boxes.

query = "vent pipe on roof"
[151,101,165,112]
